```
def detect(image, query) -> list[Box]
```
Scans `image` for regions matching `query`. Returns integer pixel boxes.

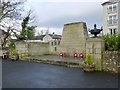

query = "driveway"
[2,59,118,88]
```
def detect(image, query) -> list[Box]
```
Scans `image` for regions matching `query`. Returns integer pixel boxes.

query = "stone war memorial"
[15,22,119,73]
[58,22,88,56]
[58,22,104,71]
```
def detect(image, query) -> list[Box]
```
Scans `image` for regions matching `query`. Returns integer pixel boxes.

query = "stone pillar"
[86,38,105,71]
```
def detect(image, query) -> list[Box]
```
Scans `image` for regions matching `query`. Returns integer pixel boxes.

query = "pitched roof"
[49,34,61,39]
[102,0,120,5]
[101,1,111,6]
[32,34,61,40]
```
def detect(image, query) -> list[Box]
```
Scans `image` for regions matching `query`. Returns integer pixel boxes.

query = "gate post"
[86,38,105,71]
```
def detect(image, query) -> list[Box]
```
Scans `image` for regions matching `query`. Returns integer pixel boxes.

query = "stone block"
[86,49,90,54]
[95,48,101,54]
[94,43,101,48]
[94,54,102,59]
[86,42,93,48]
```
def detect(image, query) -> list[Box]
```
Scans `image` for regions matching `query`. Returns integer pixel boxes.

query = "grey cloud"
[27,1,103,29]
[35,11,103,28]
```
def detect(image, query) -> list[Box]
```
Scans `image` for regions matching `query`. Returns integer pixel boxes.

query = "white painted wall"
[43,34,53,42]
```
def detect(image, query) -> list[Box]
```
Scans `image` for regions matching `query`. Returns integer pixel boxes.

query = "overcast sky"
[25,0,108,35]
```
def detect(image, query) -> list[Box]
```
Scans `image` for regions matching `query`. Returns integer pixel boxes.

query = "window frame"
[108,4,117,13]
[108,15,117,25]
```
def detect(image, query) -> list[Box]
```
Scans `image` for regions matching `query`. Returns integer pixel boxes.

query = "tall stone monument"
[58,22,88,56]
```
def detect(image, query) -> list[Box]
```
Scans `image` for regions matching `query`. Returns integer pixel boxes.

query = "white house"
[43,32,61,41]
[42,32,61,52]
[102,0,120,35]
[43,33,53,42]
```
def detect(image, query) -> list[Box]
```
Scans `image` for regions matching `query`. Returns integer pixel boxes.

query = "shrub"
[103,34,120,51]
[12,50,17,55]
[85,54,92,65]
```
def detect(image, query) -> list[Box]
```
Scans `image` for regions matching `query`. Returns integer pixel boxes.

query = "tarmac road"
[2,59,118,88]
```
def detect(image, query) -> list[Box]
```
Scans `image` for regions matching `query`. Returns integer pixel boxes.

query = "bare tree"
[0,0,25,48]
[0,19,21,47]
[40,30,44,35]
[0,0,25,20]
[37,30,44,36]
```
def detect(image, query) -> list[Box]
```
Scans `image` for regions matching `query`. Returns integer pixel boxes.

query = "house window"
[113,28,117,34]
[54,41,57,45]
[108,16,112,25]
[58,41,60,45]
[109,28,117,35]
[51,42,53,46]
[113,4,117,12]
[54,47,57,51]
[109,29,112,35]
[108,5,112,12]
[108,4,117,13]
[108,15,117,25]
[113,15,117,24]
